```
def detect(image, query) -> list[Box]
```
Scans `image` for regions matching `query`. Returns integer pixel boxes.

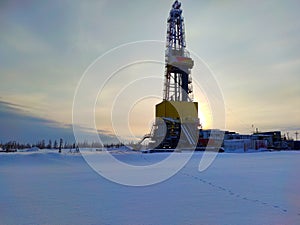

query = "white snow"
[0,150,300,225]
[18,146,40,152]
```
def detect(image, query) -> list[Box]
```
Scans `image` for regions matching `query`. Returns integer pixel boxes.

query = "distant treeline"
[0,139,129,151]
[104,143,126,148]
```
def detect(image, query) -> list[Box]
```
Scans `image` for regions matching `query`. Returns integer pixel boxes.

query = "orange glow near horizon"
[194,87,213,130]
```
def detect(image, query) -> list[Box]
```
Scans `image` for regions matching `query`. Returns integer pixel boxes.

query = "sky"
[0,0,300,143]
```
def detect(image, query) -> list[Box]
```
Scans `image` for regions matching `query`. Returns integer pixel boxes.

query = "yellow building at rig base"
[151,100,199,149]
[155,100,199,123]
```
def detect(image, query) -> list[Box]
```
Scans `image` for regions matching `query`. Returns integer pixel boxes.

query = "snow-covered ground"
[0,150,300,225]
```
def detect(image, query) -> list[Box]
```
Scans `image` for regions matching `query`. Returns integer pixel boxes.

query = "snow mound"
[19,147,40,152]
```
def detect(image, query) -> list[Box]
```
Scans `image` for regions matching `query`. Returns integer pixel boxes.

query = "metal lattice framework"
[163,0,194,102]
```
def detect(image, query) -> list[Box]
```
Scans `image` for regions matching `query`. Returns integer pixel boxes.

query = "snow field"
[0,150,299,225]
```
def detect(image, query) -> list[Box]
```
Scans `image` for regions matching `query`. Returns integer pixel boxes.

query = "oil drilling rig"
[148,0,200,150]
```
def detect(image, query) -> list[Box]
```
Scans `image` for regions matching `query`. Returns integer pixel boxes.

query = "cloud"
[0,100,118,144]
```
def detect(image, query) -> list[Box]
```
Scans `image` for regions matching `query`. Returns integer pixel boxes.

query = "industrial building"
[138,1,298,152]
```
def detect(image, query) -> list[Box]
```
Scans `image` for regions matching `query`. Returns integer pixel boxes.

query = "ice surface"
[0,150,300,225]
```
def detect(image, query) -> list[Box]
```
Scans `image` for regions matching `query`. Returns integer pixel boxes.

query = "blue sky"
[1,0,300,143]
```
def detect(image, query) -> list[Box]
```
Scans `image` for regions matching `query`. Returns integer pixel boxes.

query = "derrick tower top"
[163,0,194,102]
